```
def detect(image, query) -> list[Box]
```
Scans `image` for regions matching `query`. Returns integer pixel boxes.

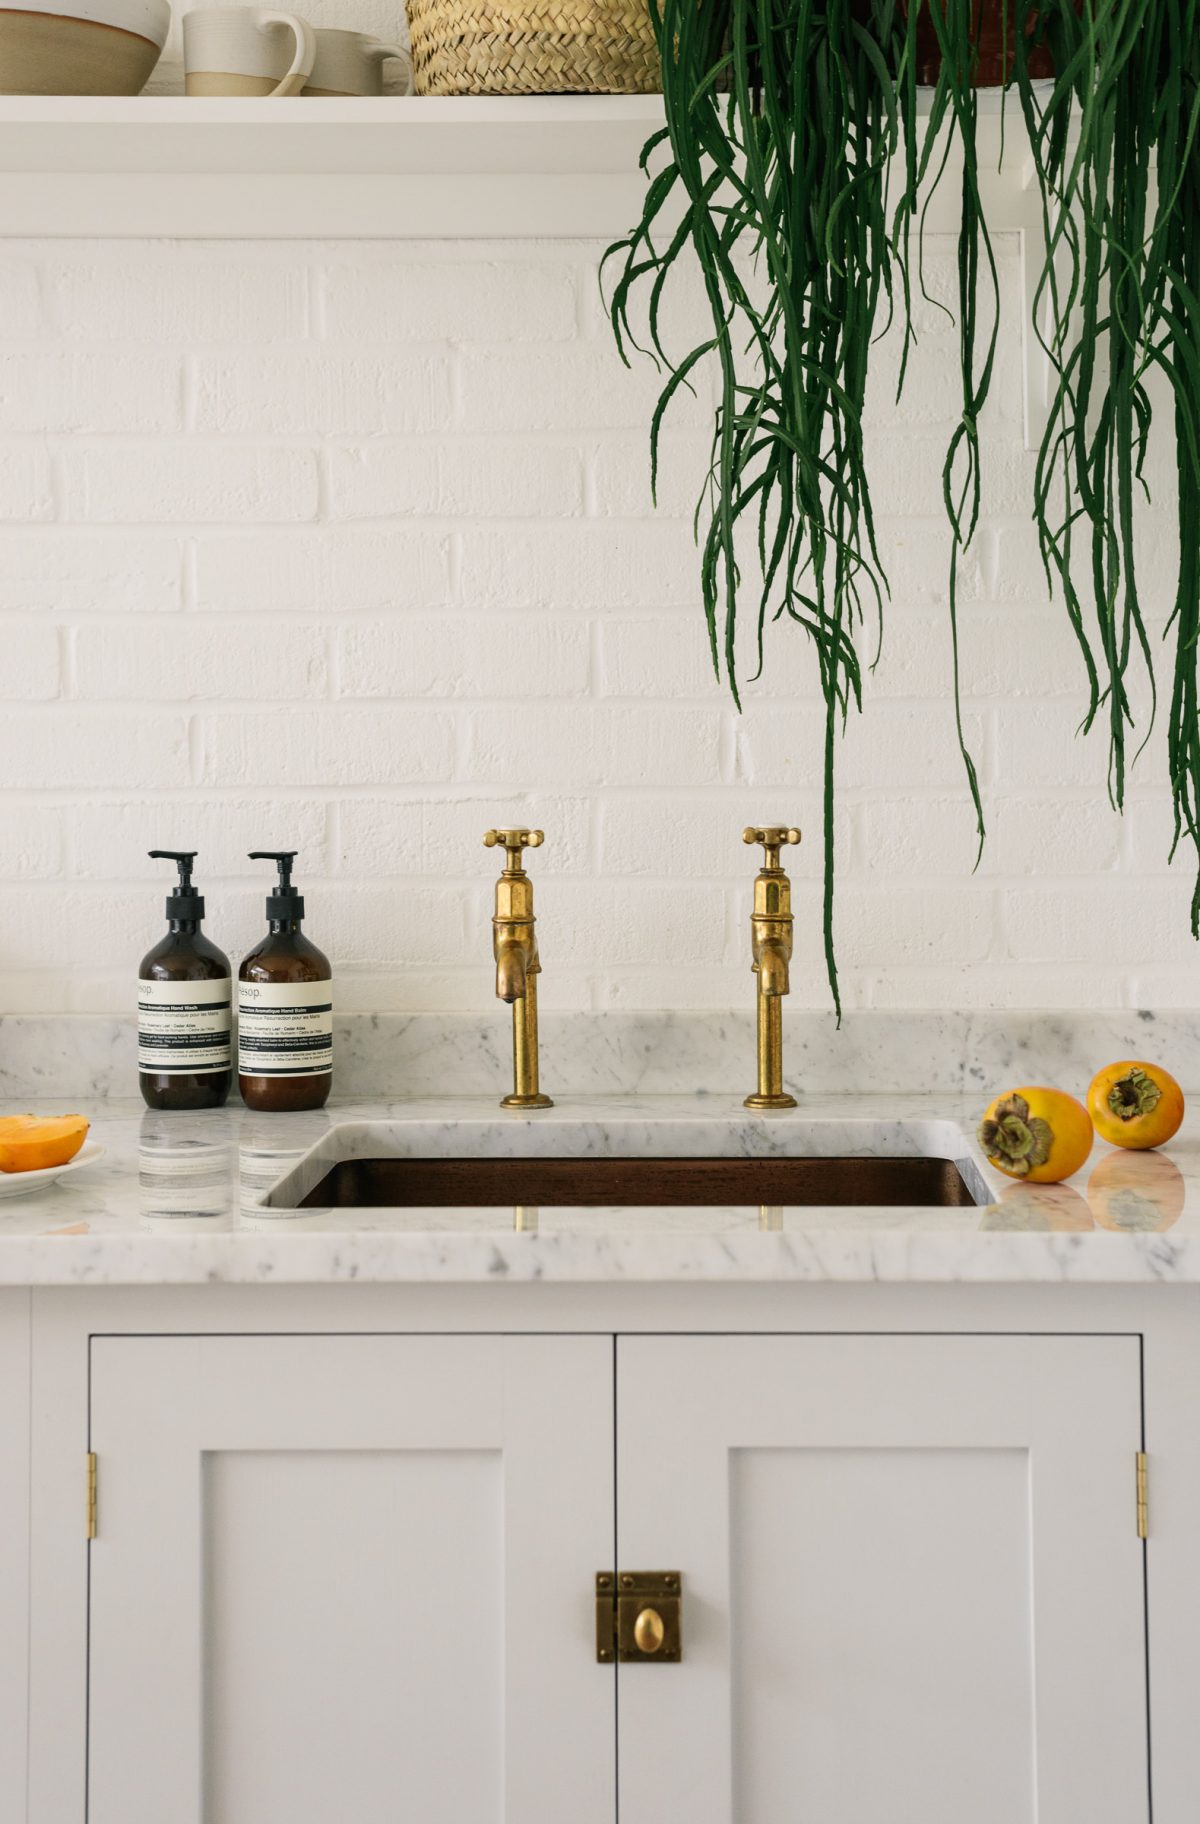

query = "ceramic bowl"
[0,1141,106,1199]
[0,0,170,94]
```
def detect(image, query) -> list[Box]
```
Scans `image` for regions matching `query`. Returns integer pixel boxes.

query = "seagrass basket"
[407,0,661,95]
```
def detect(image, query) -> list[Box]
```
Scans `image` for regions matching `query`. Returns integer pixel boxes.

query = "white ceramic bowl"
[0,1141,105,1198]
[0,0,170,94]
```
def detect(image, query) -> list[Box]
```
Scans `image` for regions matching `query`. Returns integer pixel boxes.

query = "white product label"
[238,977,333,1078]
[137,976,232,1074]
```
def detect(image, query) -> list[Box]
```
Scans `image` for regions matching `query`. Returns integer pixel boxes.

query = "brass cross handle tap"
[743,825,801,1110]
[744,826,802,868]
[484,828,552,1110]
[484,827,544,871]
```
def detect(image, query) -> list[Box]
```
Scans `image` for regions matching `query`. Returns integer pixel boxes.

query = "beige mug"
[303,28,411,96]
[184,5,316,95]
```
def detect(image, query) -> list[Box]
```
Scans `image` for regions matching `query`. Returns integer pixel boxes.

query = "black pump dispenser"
[150,849,206,922]
[138,850,231,1112]
[250,850,304,922]
[239,851,332,1112]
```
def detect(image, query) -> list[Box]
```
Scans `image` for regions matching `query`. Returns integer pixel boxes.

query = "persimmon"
[1087,1061,1184,1151]
[977,1088,1093,1183]
[0,1114,89,1173]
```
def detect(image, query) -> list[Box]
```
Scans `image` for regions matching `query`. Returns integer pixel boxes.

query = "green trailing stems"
[1020,0,1200,926]
[605,0,918,1015]
[607,0,1200,1004]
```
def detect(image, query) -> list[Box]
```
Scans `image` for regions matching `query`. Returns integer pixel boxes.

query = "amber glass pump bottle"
[138,850,232,1111]
[238,851,333,1112]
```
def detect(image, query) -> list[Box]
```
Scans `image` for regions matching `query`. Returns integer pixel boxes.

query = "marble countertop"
[0,1093,1196,1286]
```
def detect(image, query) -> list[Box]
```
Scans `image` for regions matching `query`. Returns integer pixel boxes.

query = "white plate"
[0,1141,105,1199]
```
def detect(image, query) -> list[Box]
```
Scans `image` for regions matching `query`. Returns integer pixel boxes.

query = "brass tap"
[743,825,801,1110]
[484,828,553,1110]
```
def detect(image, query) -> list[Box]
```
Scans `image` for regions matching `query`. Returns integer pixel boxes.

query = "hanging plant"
[605,0,1200,1009]
[1017,0,1200,925]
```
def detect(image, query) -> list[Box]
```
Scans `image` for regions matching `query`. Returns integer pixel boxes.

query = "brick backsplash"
[0,235,1193,1015]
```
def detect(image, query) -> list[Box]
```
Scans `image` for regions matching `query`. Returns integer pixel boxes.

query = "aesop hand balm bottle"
[238,852,333,1112]
[138,850,232,1111]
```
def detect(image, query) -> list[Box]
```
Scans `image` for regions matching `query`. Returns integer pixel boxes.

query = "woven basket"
[408,0,660,96]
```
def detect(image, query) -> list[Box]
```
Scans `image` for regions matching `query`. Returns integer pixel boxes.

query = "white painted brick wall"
[0,234,1196,1016]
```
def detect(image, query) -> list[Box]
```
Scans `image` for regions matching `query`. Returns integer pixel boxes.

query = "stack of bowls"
[0,0,171,93]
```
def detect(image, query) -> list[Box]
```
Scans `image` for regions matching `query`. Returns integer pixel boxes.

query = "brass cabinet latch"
[86,1452,97,1540]
[596,1571,682,1663]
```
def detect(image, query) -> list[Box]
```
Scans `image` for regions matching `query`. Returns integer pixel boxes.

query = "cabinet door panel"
[617,1334,1147,1824]
[204,1447,503,1821]
[89,1334,614,1824]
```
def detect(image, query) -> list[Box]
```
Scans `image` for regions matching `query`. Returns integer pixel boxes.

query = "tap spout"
[484,826,552,1109]
[754,935,790,998]
[743,823,800,1110]
[495,934,529,1004]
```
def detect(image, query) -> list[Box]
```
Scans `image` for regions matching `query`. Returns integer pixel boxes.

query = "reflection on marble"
[139,1111,232,1224]
[1086,1149,1185,1232]
[4,1008,1200,1101]
[237,1108,333,1219]
[0,1092,1198,1285]
[980,1182,1095,1232]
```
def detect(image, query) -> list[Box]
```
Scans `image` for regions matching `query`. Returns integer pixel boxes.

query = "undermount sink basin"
[298,1155,977,1210]
[261,1114,990,1219]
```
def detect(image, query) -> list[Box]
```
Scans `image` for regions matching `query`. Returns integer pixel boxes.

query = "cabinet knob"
[633,1607,666,1654]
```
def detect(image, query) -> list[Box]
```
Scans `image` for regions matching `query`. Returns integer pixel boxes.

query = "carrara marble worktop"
[0,1093,1194,1287]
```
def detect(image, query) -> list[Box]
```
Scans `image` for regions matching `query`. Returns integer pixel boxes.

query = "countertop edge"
[0,1227,1189,1289]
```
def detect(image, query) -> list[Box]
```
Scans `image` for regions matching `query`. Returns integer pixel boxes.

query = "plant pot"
[906,0,1055,86]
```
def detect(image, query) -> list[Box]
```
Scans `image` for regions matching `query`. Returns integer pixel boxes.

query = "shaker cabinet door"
[616,1334,1149,1824]
[88,1333,615,1824]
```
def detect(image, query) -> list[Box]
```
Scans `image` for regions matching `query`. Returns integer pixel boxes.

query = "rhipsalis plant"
[605,0,1200,1010]
[1018,0,1200,927]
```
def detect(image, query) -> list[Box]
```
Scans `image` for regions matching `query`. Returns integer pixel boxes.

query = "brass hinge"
[1136,1451,1148,1541]
[86,1452,97,1541]
[595,1571,682,1663]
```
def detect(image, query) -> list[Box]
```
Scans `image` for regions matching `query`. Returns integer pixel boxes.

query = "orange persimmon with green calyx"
[0,1114,89,1173]
[977,1088,1093,1183]
[1087,1061,1184,1151]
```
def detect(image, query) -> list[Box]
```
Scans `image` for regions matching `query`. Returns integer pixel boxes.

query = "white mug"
[184,5,316,95]
[303,28,411,96]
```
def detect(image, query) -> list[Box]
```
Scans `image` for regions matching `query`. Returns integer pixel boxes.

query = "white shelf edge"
[0,95,665,239]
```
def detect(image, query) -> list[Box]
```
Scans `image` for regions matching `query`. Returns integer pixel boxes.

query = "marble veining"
[0,1092,1196,1287]
[2,1007,1198,1101]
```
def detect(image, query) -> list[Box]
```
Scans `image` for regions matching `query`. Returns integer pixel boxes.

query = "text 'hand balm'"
[238,852,332,1113]
[139,850,232,1112]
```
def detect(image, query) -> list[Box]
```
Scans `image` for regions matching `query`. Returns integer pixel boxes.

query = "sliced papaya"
[0,1114,89,1173]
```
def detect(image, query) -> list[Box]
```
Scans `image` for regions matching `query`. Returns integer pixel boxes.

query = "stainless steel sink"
[298,1154,977,1210]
